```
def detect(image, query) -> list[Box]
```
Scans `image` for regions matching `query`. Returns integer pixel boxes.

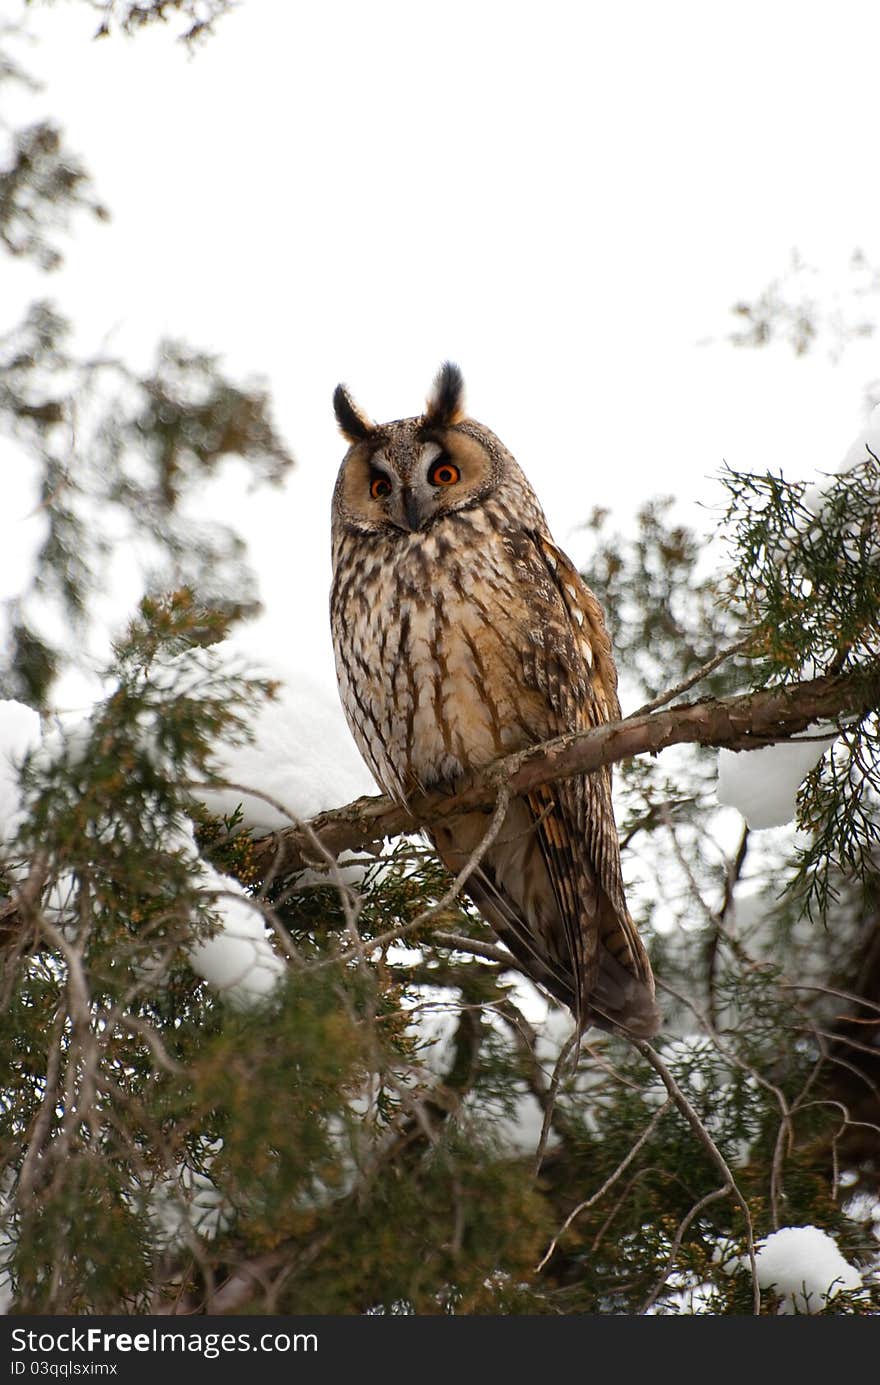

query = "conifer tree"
[1,8,878,1315]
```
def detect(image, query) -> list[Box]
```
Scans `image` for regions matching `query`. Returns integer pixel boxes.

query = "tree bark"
[1,664,876,948]
[248,664,880,878]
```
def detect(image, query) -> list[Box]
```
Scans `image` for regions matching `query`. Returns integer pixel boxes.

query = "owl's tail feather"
[586,892,661,1037]
[452,859,660,1038]
[587,948,661,1038]
[431,809,661,1039]
[458,859,579,1013]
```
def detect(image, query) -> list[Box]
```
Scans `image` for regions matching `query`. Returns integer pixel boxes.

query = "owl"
[329,363,659,1037]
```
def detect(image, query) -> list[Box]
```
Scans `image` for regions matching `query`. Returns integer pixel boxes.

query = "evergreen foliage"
[0,299,293,706]
[1,9,878,1316]
[721,456,880,917]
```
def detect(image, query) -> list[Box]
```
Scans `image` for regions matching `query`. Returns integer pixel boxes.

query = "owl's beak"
[400,486,424,532]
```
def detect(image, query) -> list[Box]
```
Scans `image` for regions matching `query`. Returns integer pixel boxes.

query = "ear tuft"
[425,361,465,427]
[333,384,375,443]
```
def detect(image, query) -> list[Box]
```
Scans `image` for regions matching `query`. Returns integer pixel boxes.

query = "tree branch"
[247,665,879,880]
[1,665,876,953]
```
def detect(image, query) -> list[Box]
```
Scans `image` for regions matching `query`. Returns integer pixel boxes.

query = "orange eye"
[370,474,392,500]
[429,459,460,487]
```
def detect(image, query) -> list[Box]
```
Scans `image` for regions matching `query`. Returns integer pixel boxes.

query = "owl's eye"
[428,458,461,487]
[370,473,392,500]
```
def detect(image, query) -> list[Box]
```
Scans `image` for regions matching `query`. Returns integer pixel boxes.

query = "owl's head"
[331,363,513,536]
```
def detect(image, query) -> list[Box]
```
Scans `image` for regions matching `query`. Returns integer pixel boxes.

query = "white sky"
[3,0,880,701]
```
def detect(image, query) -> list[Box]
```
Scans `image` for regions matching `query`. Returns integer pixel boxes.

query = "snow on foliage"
[0,646,372,1007]
[716,730,835,829]
[0,700,41,843]
[715,402,880,831]
[151,1140,231,1246]
[187,857,286,1006]
[196,643,374,832]
[752,1225,864,1313]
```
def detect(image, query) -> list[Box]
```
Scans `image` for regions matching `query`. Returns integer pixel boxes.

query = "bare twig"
[238,665,880,884]
[781,982,880,1016]
[632,636,753,717]
[533,1031,578,1177]
[433,931,530,971]
[630,1039,761,1314]
[654,976,795,1228]
[347,786,512,960]
[640,1184,731,1314]
[536,1098,671,1272]
[706,825,750,1027]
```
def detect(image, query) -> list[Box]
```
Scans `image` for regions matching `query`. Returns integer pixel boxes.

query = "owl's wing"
[431,526,658,1036]
[517,534,657,1034]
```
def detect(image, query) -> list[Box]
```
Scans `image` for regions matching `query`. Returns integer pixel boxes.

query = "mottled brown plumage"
[329,364,659,1036]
